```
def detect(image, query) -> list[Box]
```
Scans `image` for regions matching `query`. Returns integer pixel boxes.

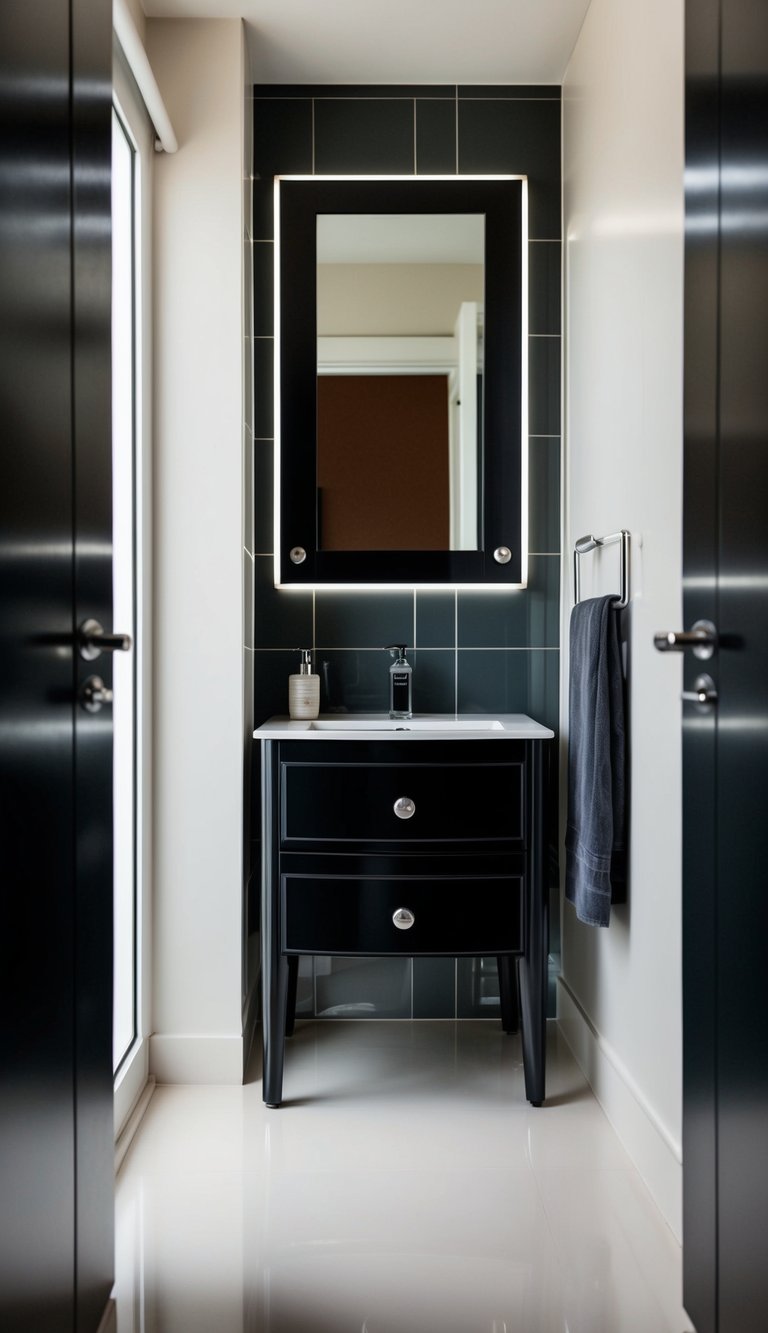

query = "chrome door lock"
[681,673,718,710]
[79,675,114,713]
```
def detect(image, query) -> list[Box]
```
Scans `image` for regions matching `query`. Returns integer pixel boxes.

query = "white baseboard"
[149,1033,246,1084]
[242,969,261,1075]
[556,974,682,1241]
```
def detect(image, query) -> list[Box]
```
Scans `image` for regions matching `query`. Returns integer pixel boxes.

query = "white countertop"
[254,713,554,741]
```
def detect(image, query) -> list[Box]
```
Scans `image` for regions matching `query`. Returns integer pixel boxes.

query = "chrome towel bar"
[573,530,630,609]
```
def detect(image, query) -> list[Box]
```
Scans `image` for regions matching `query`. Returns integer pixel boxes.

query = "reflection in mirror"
[316,214,484,552]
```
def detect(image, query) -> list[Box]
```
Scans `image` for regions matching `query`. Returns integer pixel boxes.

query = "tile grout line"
[454,589,458,710]
[252,646,560,652]
[455,84,459,174]
[413,99,417,174]
[311,98,315,174]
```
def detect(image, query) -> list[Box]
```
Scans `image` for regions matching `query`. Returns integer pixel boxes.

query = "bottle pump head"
[386,644,408,663]
[297,648,313,675]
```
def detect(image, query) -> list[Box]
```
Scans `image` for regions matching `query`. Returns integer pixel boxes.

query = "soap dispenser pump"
[386,644,412,720]
[289,648,320,720]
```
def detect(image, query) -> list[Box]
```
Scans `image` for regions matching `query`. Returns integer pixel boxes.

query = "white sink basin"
[309,717,505,732]
[255,713,554,740]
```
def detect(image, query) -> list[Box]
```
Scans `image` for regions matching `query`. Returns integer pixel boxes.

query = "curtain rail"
[114,0,178,154]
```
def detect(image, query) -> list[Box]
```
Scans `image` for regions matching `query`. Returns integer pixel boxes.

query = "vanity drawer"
[281,873,524,956]
[280,760,524,848]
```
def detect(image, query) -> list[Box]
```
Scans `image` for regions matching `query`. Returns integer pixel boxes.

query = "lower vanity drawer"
[281,873,524,956]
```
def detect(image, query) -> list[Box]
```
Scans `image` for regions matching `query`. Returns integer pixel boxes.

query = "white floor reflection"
[115,1023,692,1333]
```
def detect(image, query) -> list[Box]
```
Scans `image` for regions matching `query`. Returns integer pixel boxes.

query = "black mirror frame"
[275,175,526,587]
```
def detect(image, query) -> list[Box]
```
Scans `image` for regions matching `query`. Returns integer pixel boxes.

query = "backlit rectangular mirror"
[276,176,526,586]
[317,212,484,553]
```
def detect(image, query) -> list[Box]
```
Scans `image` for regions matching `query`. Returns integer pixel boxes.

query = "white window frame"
[112,46,153,1141]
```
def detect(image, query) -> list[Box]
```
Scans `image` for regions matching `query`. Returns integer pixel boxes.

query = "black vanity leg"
[519,741,548,1106]
[263,955,289,1107]
[498,955,520,1034]
[261,739,287,1107]
[519,941,547,1105]
[285,955,299,1037]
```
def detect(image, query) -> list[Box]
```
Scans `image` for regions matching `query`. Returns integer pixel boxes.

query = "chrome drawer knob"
[393,907,415,930]
[393,797,415,820]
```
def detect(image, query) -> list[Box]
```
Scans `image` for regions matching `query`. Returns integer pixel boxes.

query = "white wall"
[148,18,248,1082]
[561,0,685,1236]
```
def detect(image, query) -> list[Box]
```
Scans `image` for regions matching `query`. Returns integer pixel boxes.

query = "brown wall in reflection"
[317,375,449,550]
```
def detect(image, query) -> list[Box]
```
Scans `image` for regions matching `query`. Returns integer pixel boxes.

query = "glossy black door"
[72,0,115,1326]
[0,1,114,1329]
[716,2,768,1327]
[0,4,78,1325]
[683,2,768,1329]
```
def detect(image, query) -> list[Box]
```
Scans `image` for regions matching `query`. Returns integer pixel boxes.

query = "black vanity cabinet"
[260,733,550,1107]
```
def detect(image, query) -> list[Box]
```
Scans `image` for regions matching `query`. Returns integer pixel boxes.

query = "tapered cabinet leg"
[519,944,546,1105]
[498,955,520,1034]
[519,740,548,1106]
[261,739,288,1107]
[263,955,289,1106]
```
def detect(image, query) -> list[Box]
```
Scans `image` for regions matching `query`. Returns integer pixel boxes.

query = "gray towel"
[565,595,626,927]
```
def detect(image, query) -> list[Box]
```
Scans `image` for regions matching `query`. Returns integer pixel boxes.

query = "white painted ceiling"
[317,213,485,264]
[141,0,593,86]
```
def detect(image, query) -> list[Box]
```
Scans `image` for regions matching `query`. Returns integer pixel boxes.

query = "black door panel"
[683,2,768,1329]
[0,1,114,1328]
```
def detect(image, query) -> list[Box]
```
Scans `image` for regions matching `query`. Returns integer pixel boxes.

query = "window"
[112,102,138,1074]
[111,53,153,1135]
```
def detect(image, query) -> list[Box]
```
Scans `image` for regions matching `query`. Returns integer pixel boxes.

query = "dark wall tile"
[458,86,561,101]
[526,647,560,733]
[458,557,560,648]
[253,99,313,239]
[253,649,296,724]
[252,241,274,337]
[413,958,456,1018]
[457,98,561,238]
[416,99,456,174]
[316,589,413,648]
[529,437,560,554]
[316,649,390,712]
[457,648,530,713]
[528,241,561,335]
[415,590,455,647]
[314,98,415,174]
[253,337,274,439]
[256,85,455,100]
[411,649,456,713]
[254,556,313,649]
[254,439,274,553]
[315,956,412,1018]
[457,955,500,1018]
[529,336,561,436]
[295,955,315,1017]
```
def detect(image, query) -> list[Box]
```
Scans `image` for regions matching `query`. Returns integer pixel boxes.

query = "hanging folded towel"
[565,594,626,927]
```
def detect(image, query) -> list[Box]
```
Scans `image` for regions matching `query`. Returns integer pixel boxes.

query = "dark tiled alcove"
[251,84,561,1020]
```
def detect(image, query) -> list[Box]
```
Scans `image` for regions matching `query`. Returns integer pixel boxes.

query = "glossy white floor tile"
[115,1022,693,1333]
